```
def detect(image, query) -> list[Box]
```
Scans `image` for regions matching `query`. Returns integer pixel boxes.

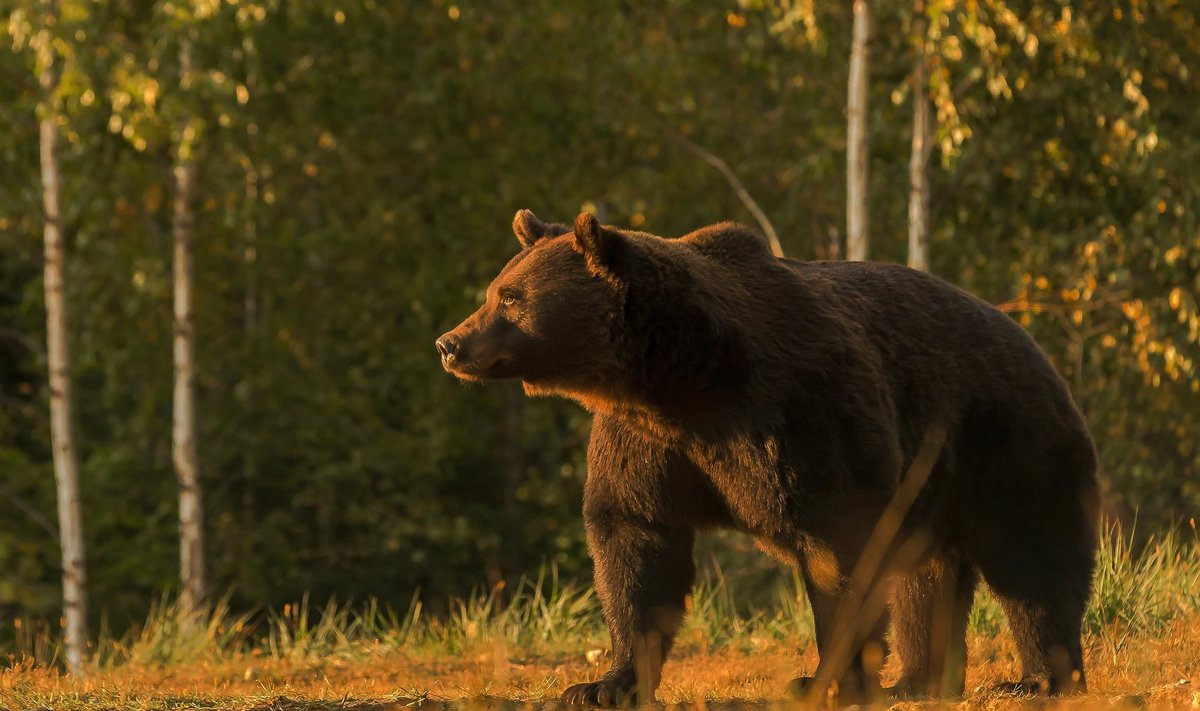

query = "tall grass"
[102,594,257,668]
[78,565,606,669]
[1087,523,1200,662]
[8,522,1199,672]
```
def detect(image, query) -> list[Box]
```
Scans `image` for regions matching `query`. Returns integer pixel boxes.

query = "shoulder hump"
[679,222,773,262]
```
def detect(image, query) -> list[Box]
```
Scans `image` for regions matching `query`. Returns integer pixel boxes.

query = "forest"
[2,0,1198,679]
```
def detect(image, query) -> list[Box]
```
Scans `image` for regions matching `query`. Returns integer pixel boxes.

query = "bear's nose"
[435,335,460,364]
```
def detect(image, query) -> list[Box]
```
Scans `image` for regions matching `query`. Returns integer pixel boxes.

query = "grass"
[2,525,1199,710]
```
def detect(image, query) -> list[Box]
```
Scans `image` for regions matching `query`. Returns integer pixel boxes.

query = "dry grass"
[2,527,1199,710]
[3,625,1197,710]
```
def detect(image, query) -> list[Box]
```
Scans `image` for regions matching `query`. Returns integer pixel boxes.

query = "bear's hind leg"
[957,404,1099,695]
[788,547,891,705]
[968,535,1093,695]
[994,591,1088,695]
[888,553,978,698]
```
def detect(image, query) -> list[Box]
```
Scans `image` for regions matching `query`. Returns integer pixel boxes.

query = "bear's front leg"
[561,415,704,708]
[561,511,694,707]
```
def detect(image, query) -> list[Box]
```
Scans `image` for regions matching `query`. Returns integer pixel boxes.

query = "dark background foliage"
[1,0,1197,647]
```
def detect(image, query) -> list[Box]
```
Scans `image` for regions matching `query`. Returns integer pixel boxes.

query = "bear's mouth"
[445,355,514,381]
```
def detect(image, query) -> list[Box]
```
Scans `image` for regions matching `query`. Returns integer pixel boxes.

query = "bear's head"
[436,210,628,399]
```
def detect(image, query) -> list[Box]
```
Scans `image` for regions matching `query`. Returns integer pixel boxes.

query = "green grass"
[2,524,1199,710]
[2,522,1177,672]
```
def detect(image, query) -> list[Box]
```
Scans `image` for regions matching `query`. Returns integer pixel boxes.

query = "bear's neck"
[575,280,747,430]
[529,238,752,432]
[634,267,747,392]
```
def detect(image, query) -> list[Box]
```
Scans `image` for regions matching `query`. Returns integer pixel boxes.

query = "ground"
[3,615,1197,710]
[4,529,1197,709]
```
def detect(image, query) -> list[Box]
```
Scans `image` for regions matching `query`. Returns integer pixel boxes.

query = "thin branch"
[0,326,47,361]
[0,65,39,95]
[803,424,948,704]
[665,129,785,258]
[0,485,59,543]
[0,392,48,430]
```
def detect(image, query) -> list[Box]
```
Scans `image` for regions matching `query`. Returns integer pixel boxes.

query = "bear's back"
[635,226,1079,439]
[777,259,1085,438]
[666,231,1046,390]
[782,259,1040,371]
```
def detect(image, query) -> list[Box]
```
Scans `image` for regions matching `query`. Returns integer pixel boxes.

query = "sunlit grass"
[2,523,1199,710]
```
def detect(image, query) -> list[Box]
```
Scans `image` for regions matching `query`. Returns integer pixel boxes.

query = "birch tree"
[846,0,871,261]
[173,30,205,616]
[35,0,88,672]
[908,0,933,272]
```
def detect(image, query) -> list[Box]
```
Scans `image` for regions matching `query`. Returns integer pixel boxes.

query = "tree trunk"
[908,1,933,272]
[173,35,205,617]
[37,0,88,673]
[846,0,871,261]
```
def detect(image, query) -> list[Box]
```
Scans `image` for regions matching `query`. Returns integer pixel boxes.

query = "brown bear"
[436,210,1100,706]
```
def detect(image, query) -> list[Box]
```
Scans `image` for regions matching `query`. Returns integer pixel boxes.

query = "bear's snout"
[436,324,517,381]
[435,334,461,366]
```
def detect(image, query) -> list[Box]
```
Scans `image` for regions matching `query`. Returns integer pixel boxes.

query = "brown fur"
[436,212,1101,707]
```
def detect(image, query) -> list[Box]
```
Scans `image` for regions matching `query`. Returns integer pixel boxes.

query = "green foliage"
[926,0,1200,527]
[1,0,1197,649]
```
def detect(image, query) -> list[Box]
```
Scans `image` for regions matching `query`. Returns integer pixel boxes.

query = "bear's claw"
[561,677,639,707]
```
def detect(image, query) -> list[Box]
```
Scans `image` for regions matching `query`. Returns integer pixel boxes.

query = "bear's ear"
[513,209,554,249]
[572,212,611,274]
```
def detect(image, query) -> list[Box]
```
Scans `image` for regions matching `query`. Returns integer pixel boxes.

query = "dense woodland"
[1,0,1198,653]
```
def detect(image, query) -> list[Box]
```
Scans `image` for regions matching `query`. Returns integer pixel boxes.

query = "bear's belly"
[751,534,805,566]
[693,459,813,559]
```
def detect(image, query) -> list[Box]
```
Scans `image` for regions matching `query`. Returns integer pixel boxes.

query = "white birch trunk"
[908,2,933,272]
[37,0,88,673]
[174,35,205,617]
[846,0,871,261]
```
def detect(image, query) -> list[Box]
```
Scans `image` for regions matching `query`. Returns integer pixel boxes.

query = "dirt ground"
[3,620,1198,710]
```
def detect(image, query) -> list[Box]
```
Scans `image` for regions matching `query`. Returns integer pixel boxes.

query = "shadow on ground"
[243,688,1187,711]
[247,699,798,711]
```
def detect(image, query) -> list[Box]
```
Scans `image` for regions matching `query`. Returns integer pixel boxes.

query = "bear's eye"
[500,294,518,307]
